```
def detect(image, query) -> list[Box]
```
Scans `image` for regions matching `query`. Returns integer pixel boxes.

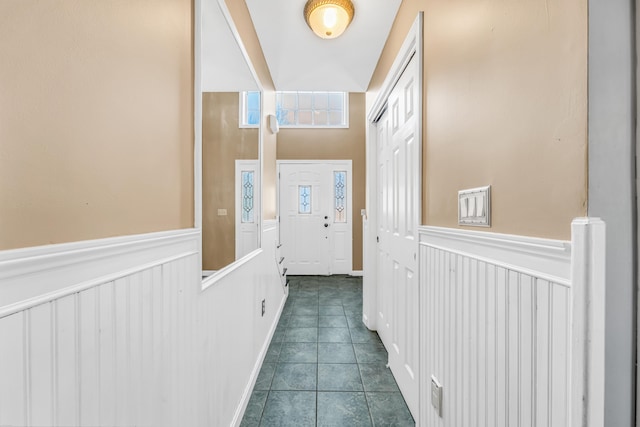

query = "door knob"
[324,216,329,220]
[324,223,329,227]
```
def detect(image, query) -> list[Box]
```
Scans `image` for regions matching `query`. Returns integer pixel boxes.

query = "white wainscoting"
[0,222,286,427]
[418,219,605,427]
[0,230,200,427]
[198,220,287,426]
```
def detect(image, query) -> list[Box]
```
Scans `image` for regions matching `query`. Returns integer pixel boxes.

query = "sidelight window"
[241,171,255,222]
[334,171,347,222]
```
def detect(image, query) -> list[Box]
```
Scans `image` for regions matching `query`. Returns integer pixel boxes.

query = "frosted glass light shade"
[304,0,354,39]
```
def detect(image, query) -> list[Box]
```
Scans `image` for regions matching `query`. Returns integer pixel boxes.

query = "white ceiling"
[201,0,258,92]
[245,0,402,92]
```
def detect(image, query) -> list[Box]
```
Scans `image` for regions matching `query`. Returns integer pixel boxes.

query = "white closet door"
[376,55,420,418]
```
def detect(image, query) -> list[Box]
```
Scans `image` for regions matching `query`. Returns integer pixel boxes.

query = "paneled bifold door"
[376,54,420,418]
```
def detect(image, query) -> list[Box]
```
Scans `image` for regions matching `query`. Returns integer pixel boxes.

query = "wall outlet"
[431,375,443,417]
[261,299,265,317]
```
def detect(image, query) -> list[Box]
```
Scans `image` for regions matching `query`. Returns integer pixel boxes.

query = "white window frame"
[275,91,349,129]
[239,91,260,128]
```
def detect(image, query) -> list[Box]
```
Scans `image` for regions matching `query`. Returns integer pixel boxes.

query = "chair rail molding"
[419,225,572,284]
[0,229,199,317]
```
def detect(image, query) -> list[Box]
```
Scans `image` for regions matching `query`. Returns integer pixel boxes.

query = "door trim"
[277,160,354,275]
[364,12,423,421]
[363,12,423,331]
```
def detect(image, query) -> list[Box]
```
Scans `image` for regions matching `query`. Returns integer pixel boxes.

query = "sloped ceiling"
[245,0,402,92]
[201,0,258,92]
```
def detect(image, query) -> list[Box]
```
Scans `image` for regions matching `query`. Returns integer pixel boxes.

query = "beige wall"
[0,0,194,250]
[225,0,278,220]
[202,93,259,270]
[277,93,366,270]
[368,0,587,240]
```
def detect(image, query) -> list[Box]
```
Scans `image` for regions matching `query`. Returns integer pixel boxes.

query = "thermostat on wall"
[458,185,491,227]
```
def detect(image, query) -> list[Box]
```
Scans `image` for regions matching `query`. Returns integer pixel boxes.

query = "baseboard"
[232,291,288,427]
[350,270,363,277]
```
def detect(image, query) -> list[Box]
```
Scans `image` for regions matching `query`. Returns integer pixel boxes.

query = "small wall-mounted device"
[268,114,279,134]
[458,185,491,227]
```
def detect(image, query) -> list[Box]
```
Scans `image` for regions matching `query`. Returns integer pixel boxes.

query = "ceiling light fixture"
[304,0,355,40]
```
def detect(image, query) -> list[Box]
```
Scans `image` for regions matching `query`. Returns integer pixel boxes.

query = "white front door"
[278,161,352,275]
[376,55,420,418]
[235,160,260,259]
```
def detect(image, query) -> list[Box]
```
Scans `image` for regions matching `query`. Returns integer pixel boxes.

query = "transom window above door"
[276,91,348,128]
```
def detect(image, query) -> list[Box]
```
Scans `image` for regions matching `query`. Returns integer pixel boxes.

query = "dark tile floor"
[241,275,415,427]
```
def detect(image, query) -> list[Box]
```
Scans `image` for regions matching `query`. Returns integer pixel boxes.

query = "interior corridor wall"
[0,0,194,250]
[588,0,636,425]
[276,93,366,271]
[366,0,632,425]
[367,0,587,241]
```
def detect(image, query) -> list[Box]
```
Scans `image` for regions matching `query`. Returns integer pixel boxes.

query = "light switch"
[431,375,443,417]
[476,195,485,216]
[458,185,491,227]
[217,209,227,216]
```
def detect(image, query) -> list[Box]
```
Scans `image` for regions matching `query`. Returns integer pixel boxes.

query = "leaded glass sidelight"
[241,171,255,223]
[334,171,347,222]
[299,185,312,214]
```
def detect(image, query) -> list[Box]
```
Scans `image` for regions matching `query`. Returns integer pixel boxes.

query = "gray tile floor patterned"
[240,275,414,426]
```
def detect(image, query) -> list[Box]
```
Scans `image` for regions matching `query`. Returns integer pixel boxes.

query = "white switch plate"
[217,209,227,216]
[431,375,443,417]
[458,185,491,227]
